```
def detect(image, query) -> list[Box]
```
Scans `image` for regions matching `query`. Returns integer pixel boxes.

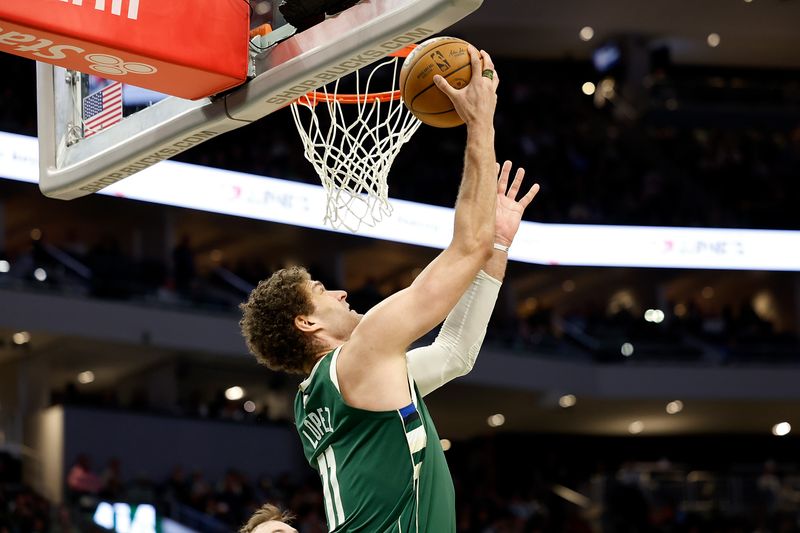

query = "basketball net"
[290,49,421,232]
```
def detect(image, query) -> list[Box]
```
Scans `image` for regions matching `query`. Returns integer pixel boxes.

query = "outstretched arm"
[408,162,540,396]
[486,161,539,278]
[336,47,500,411]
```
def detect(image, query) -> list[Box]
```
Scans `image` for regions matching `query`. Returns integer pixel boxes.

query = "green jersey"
[294,347,456,532]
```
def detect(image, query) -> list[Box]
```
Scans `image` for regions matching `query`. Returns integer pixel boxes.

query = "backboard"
[36,0,483,200]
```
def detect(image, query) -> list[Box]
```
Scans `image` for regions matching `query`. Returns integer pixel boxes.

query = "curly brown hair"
[239,503,295,533]
[239,266,321,375]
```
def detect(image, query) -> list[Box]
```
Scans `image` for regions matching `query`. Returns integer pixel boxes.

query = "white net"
[290,55,422,232]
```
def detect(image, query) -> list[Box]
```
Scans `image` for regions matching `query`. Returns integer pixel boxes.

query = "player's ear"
[295,315,320,333]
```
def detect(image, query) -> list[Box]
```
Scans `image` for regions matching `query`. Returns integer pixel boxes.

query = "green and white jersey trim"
[296,347,451,533]
[317,444,346,528]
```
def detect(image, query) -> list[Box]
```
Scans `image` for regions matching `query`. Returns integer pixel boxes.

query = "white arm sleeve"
[407,270,502,397]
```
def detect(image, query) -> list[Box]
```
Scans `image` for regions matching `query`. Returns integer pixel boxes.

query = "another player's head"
[239,503,297,533]
[240,266,361,374]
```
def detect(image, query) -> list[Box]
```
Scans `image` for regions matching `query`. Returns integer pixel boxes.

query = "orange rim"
[294,45,416,107]
[388,44,416,58]
[297,90,402,106]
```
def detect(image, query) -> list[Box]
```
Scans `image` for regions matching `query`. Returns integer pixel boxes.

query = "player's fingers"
[497,161,511,193]
[519,183,541,208]
[433,74,457,98]
[508,167,525,198]
[480,49,495,73]
[479,50,498,92]
[468,45,485,83]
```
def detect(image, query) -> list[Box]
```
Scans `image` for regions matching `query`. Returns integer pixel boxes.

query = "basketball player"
[240,503,297,533]
[240,47,539,531]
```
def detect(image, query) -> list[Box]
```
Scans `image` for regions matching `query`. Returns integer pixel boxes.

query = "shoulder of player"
[335,340,412,410]
[337,331,407,370]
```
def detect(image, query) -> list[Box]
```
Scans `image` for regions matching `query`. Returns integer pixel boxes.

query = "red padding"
[0,0,249,100]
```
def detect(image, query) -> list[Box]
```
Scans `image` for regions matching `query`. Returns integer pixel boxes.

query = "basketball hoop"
[290,46,421,232]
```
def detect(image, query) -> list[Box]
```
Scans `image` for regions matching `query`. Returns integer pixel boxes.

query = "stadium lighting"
[644,309,665,323]
[440,439,452,451]
[225,386,245,401]
[0,260,9,273]
[628,420,644,434]
[579,26,594,41]
[33,268,47,282]
[621,343,634,357]
[707,33,721,48]
[12,331,31,345]
[487,414,506,427]
[772,422,791,436]
[666,400,684,414]
[77,371,95,384]
[559,394,577,408]
[581,82,596,96]
[5,131,800,272]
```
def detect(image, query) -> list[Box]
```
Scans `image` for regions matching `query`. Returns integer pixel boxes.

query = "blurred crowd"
[503,294,797,365]
[2,49,799,366]
[0,452,80,533]
[2,53,799,230]
[3,227,797,370]
[164,60,800,230]
[392,61,800,231]
[4,444,800,533]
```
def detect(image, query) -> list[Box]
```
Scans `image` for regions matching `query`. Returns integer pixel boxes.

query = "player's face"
[252,520,298,533]
[307,280,362,339]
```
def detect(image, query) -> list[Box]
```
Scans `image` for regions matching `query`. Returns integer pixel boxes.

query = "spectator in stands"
[757,460,782,513]
[0,487,52,533]
[50,505,80,533]
[189,470,212,511]
[66,454,103,497]
[603,463,650,533]
[163,466,191,506]
[99,457,123,500]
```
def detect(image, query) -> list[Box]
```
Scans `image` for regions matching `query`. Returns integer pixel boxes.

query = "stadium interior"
[1,0,800,531]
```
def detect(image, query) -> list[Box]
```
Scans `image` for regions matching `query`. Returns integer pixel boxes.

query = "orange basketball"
[399,37,475,128]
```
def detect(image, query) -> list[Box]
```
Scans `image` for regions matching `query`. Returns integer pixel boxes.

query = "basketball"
[400,37,475,128]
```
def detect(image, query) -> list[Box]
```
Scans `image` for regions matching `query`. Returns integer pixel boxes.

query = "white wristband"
[493,242,510,253]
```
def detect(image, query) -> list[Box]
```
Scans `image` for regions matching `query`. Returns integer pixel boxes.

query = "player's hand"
[432,46,498,128]
[494,161,539,247]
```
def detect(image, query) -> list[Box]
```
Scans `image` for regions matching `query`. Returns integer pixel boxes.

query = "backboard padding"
[37,0,483,200]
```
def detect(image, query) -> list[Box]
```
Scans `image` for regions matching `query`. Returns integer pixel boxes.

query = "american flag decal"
[82,81,123,138]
